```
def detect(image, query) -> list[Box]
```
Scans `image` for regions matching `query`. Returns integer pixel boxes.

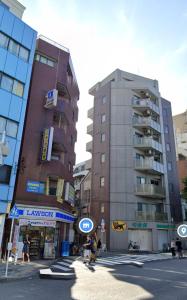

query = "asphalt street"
[0,258,187,300]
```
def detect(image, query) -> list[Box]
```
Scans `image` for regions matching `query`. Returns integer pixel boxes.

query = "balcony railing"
[133,136,162,152]
[87,123,93,136]
[135,183,165,199]
[86,141,93,153]
[132,116,161,132]
[135,211,168,222]
[88,107,94,120]
[134,159,164,174]
[132,98,160,114]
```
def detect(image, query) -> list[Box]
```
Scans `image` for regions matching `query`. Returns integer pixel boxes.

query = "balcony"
[132,98,159,115]
[133,116,161,133]
[87,123,93,136]
[135,211,168,222]
[53,127,67,152]
[55,98,72,124]
[134,159,164,174]
[135,183,165,199]
[133,136,162,153]
[88,107,94,120]
[86,141,93,153]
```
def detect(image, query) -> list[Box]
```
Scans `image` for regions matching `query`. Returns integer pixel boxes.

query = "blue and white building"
[0,0,37,252]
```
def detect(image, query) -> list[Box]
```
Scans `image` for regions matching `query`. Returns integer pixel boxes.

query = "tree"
[182,177,187,202]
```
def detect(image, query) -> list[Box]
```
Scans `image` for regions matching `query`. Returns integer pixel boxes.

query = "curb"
[39,268,76,280]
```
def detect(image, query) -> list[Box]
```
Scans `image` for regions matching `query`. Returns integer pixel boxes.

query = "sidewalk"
[0,259,56,282]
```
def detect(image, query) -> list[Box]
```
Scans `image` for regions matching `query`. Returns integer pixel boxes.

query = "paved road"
[1,258,187,300]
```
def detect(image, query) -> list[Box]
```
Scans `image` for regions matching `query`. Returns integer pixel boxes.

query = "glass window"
[0,116,6,133]
[101,114,106,123]
[164,125,169,134]
[40,56,47,64]
[166,143,170,151]
[49,179,57,195]
[0,165,11,184]
[19,46,29,61]
[100,177,105,187]
[102,96,106,104]
[101,153,105,163]
[137,176,146,184]
[69,162,71,172]
[35,54,40,61]
[101,203,104,213]
[8,40,19,56]
[101,133,106,142]
[168,162,172,171]
[0,32,9,49]
[6,120,18,138]
[138,203,143,211]
[47,59,54,67]
[12,80,24,97]
[1,75,13,92]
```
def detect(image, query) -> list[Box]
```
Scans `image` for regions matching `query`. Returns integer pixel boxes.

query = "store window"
[0,165,11,184]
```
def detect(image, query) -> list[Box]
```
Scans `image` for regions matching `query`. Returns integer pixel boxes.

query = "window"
[68,162,71,172]
[169,183,174,192]
[0,32,9,49]
[163,108,167,117]
[164,125,169,134]
[166,143,170,151]
[49,178,58,195]
[101,133,106,142]
[168,162,172,171]
[40,56,47,64]
[71,135,73,146]
[137,176,146,184]
[6,120,18,138]
[0,116,6,132]
[101,153,105,163]
[1,74,13,92]
[100,177,105,187]
[8,40,19,56]
[0,165,11,184]
[47,60,55,67]
[101,114,106,123]
[19,46,29,61]
[12,80,24,97]
[35,54,40,61]
[35,53,55,67]
[137,203,143,211]
[102,96,106,104]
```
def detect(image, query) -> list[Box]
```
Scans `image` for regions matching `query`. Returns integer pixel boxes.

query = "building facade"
[0,1,36,255]
[12,36,79,259]
[87,69,182,251]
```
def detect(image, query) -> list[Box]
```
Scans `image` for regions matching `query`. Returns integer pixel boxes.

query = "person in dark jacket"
[176,238,183,259]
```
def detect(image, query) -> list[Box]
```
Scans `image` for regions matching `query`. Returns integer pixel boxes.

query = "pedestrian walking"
[97,239,102,257]
[22,234,30,263]
[175,238,183,259]
[83,236,92,264]
[170,239,176,257]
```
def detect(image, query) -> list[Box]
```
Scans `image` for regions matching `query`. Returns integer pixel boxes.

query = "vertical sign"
[41,127,54,161]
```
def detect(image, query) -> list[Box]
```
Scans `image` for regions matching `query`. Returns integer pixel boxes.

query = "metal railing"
[135,183,165,198]
[132,116,161,132]
[132,97,160,114]
[134,158,164,174]
[133,135,162,152]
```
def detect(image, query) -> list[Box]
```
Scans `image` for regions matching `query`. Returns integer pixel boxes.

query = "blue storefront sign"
[26,181,45,194]
[78,218,94,234]
[9,205,19,219]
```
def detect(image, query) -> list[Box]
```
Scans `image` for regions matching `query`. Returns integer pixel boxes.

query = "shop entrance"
[19,226,55,259]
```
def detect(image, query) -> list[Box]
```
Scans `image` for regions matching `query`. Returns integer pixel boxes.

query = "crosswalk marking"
[51,264,71,272]
[58,261,74,268]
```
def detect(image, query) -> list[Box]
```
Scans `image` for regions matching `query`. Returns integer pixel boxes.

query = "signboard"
[132,222,147,229]
[9,205,19,219]
[41,127,54,161]
[26,181,45,194]
[177,224,187,238]
[78,218,94,234]
[65,182,75,206]
[101,218,105,233]
[19,219,56,228]
[56,179,64,203]
[112,220,127,232]
[44,89,58,109]
[156,224,175,229]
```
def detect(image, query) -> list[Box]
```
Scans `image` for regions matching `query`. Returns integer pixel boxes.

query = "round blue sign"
[177,224,187,238]
[78,218,94,234]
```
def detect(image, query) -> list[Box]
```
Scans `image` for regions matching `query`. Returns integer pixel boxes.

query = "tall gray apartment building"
[87,69,182,251]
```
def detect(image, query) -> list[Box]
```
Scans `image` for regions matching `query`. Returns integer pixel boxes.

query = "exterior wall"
[0,4,36,214]
[89,69,180,252]
[1,0,25,18]
[161,98,182,223]
[177,160,187,191]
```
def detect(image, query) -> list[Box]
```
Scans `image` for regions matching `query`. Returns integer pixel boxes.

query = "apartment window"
[168,162,172,171]
[101,153,105,163]
[8,40,19,56]
[12,80,24,97]
[40,56,47,64]
[137,176,146,184]
[164,125,169,134]
[102,96,106,104]
[19,46,29,61]
[0,165,11,184]
[68,162,71,172]
[0,116,18,138]
[137,203,143,211]
[166,143,171,151]
[101,133,106,142]
[0,32,9,48]
[1,74,13,92]
[35,53,55,67]
[101,114,106,123]
[100,177,105,187]
[101,203,105,213]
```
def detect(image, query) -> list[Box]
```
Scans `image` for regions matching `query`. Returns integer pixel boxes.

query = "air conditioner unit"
[146,109,151,115]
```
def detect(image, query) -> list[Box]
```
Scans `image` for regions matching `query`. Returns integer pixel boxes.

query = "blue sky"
[21,0,187,163]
